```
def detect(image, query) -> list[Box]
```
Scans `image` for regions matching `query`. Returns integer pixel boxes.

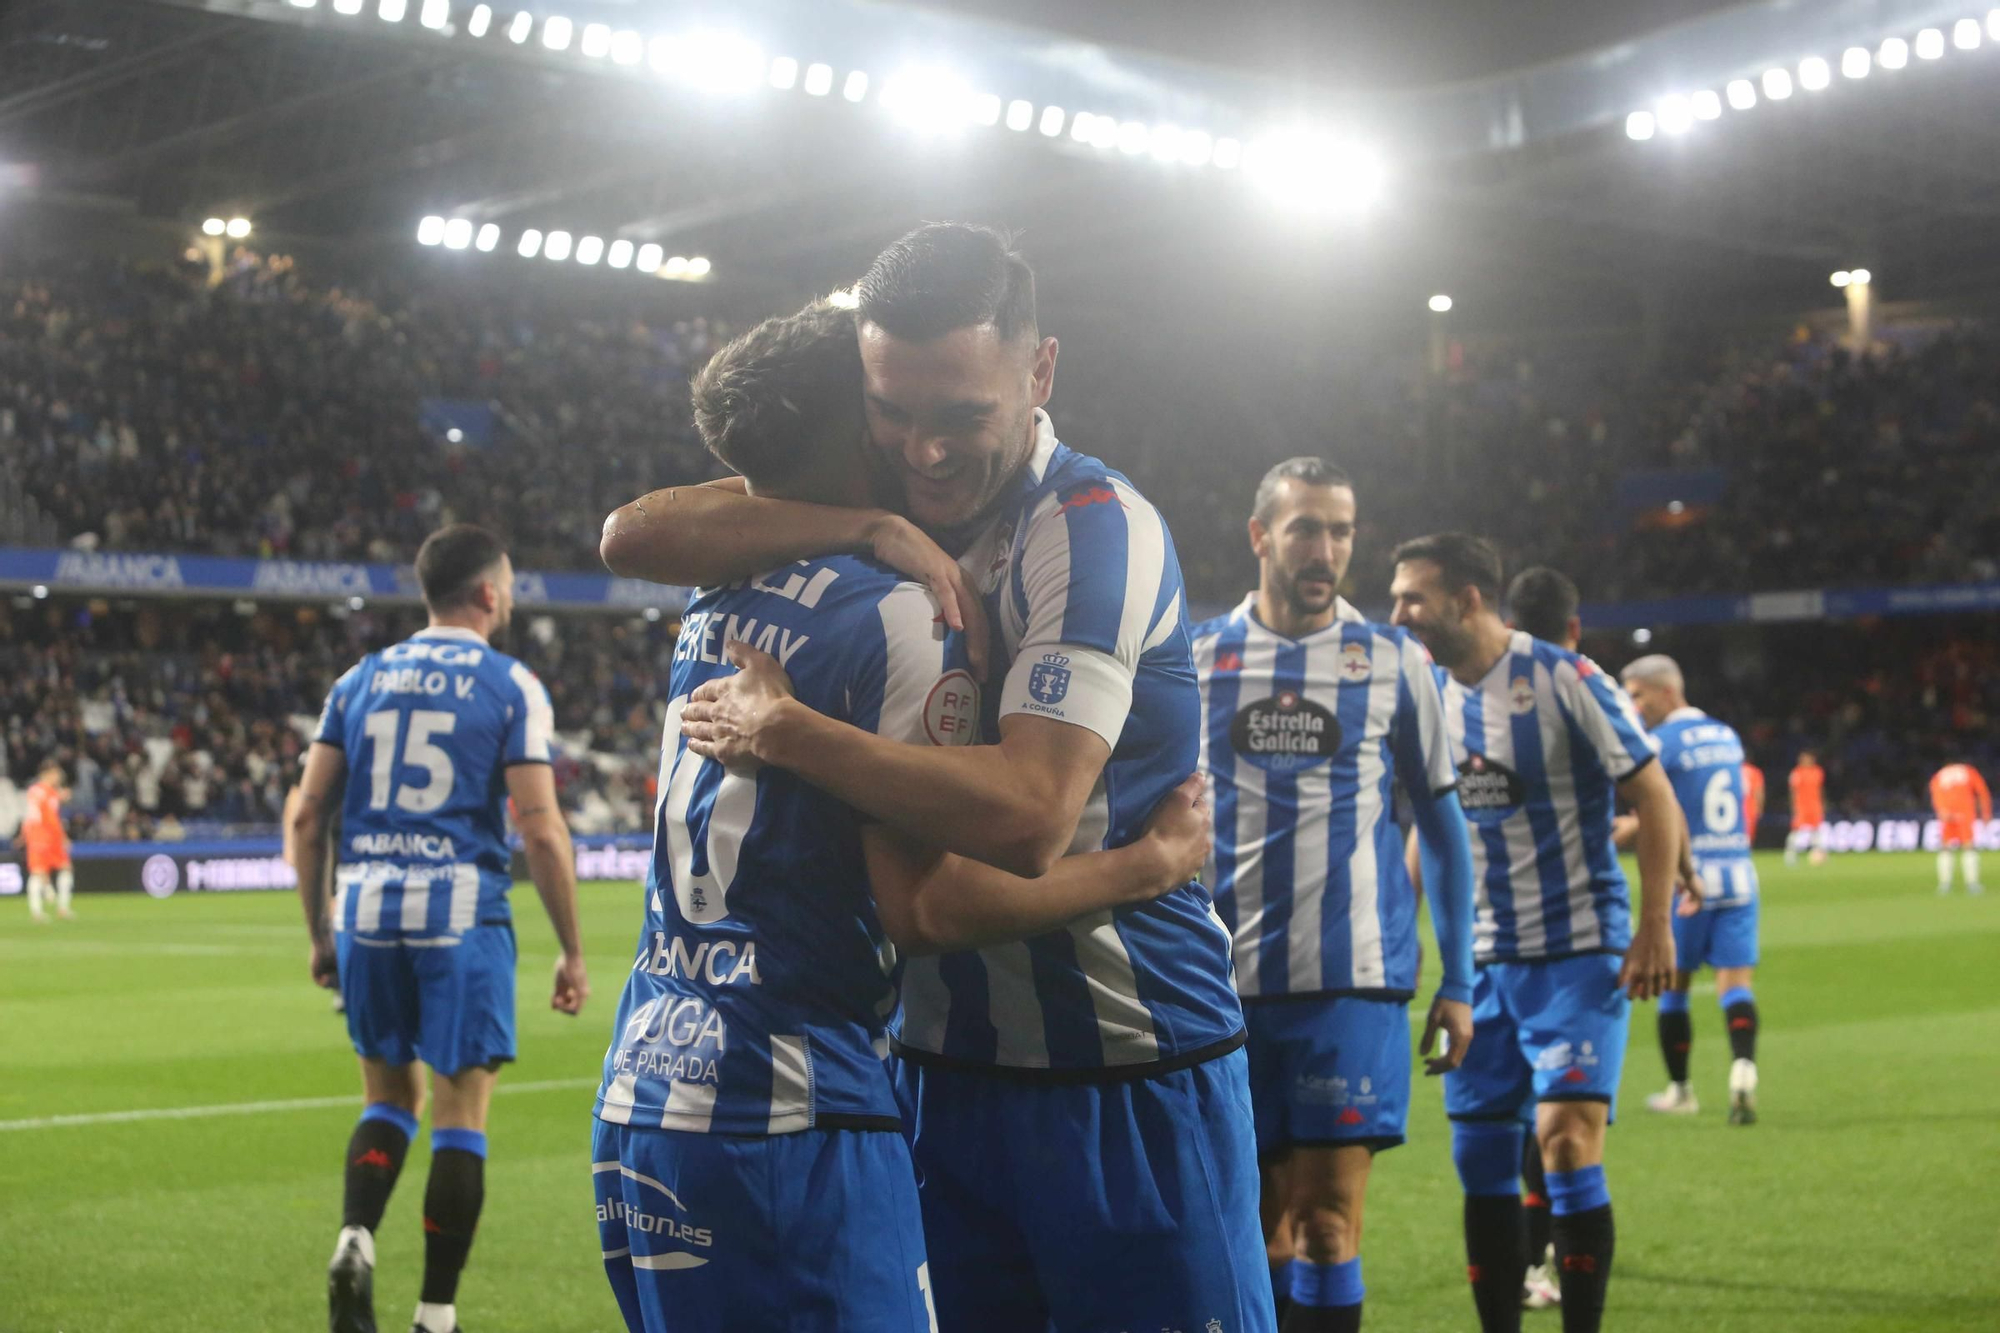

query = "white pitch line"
[0,1076,599,1132]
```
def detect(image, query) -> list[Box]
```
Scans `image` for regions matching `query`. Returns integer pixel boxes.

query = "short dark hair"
[1391,532,1503,607]
[415,524,508,612]
[855,222,1038,344]
[1253,456,1352,525]
[1506,566,1580,643]
[691,302,863,492]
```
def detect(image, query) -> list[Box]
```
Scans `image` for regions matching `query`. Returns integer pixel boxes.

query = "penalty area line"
[0,1076,599,1132]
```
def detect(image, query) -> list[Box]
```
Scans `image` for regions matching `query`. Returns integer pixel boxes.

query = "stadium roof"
[6,0,2000,337]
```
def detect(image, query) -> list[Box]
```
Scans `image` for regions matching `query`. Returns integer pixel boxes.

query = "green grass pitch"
[2,853,1995,1331]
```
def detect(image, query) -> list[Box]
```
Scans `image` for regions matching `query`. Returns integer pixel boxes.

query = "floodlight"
[1915,27,1944,59]
[1428,294,1453,313]
[1879,37,1909,68]
[610,31,642,65]
[379,0,405,22]
[1117,121,1149,154]
[418,216,447,246]
[467,5,491,37]
[663,256,690,278]
[419,0,448,30]
[579,24,610,58]
[1038,105,1064,136]
[1762,67,1793,99]
[225,217,252,239]
[1726,78,1757,109]
[1990,9,2000,41]
[1691,89,1722,120]
[543,16,571,50]
[1070,112,1095,142]
[803,63,833,96]
[1799,56,1830,90]
[688,256,711,277]
[1212,138,1241,169]
[517,229,543,258]
[682,33,764,93]
[442,217,473,249]
[544,230,573,261]
[1006,100,1034,131]
[881,67,975,133]
[475,223,500,252]
[1849,268,1871,285]
[334,0,363,12]
[842,70,869,102]
[1246,130,1385,213]
[203,217,227,236]
[769,56,799,89]
[1178,129,1213,166]
[1148,125,1183,162]
[506,10,530,42]
[1632,628,1654,645]
[635,243,663,271]
[1088,116,1118,149]
[971,93,1002,126]
[289,0,317,8]
[1656,95,1693,134]
[1841,46,1870,78]
[575,235,603,265]
[1625,110,1656,140]
[1830,270,1851,287]
[607,239,633,269]
[446,428,464,443]
[1953,18,1980,49]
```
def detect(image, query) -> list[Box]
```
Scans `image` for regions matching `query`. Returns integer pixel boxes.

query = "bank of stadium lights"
[466,5,490,38]
[1629,15,2000,144]
[1830,268,1873,287]
[505,10,530,43]
[421,216,707,280]
[1245,131,1385,213]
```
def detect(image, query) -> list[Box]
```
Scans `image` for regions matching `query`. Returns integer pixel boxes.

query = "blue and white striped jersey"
[1437,632,1660,963]
[1192,596,1459,999]
[891,410,1244,1076]
[314,626,553,939]
[596,556,975,1136]
[1653,706,1758,908]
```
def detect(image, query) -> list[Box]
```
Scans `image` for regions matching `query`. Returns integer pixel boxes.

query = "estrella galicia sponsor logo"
[140,855,180,898]
[1456,753,1526,821]
[54,551,184,590]
[1029,653,1072,706]
[1230,690,1340,774]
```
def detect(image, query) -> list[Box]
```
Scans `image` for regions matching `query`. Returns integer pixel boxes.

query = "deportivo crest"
[1339,642,1372,682]
[1028,653,1072,705]
[1509,676,1536,714]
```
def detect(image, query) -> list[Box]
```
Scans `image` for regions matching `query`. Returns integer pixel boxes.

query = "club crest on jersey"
[1231,691,1341,774]
[1029,653,1072,705]
[1339,643,1372,682]
[1457,753,1527,821]
[1509,676,1536,714]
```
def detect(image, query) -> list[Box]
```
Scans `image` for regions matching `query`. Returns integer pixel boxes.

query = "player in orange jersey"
[1785,752,1827,867]
[1929,763,1990,895]
[20,761,74,920]
[1741,763,1766,848]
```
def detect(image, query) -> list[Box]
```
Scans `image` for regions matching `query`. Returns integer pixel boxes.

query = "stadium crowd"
[4,251,1996,841]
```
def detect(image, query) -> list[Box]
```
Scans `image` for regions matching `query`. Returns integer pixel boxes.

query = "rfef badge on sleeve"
[1029,653,1072,705]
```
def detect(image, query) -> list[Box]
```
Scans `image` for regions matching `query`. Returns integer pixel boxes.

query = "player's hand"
[551,951,589,1015]
[1420,995,1473,1076]
[1676,885,1702,918]
[1618,919,1678,1002]
[682,640,797,770]
[867,513,990,681]
[308,933,339,991]
[1136,773,1211,897]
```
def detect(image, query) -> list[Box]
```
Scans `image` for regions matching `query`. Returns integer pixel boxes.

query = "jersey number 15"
[362,709,458,814]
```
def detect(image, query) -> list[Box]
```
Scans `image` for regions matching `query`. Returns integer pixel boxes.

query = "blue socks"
[1290,1256,1363,1307]
[1450,1118,1525,1197]
[1547,1164,1611,1216]
[1658,989,1692,1015]
[1720,986,1754,1010]
[360,1101,420,1139]
[432,1127,487,1158]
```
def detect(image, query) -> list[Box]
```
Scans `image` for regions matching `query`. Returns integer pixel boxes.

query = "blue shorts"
[337,926,516,1077]
[1243,995,1411,1155]
[889,1046,1274,1333]
[1444,954,1630,1122]
[591,1118,932,1333]
[1673,899,1760,971]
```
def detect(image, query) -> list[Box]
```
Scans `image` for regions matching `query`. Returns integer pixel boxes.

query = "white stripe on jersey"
[508,662,554,762]
[598,1072,638,1125]
[767,1035,812,1135]
[1069,912,1161,1064]
[1110,477,1169,655]
[875,586,947,743]
[1345,634,1402,990]
[895,957,953,1054]
[1224,630,1282,994]
[448,863,479,931]
[398,868,433,933]
[1536,659,1603,951]
[659,1078,717,1133]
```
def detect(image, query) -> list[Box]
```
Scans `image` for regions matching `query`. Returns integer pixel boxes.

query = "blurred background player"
[1742,761,1766,852]
[1500,565,1582,1313]
[1390,533,1681,1333]
[21,761,74,922]
[291,524,589,1333]
[1786,752,1828,866]
[1929,762,1990,895]
[1194,457,1476,1333]
[1619,656,1763,1126]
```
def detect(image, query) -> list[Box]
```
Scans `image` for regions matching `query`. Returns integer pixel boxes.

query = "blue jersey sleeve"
[847,582,979,747]
[314,665,362,748]
[1556,655,1660,780]
[502,661,555,766]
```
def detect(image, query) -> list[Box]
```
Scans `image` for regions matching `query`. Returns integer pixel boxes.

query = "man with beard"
[604,223,1270,1331]
[1389,533,1680,1333]
[1191,458,1476,1332]
[292,523,591,1333]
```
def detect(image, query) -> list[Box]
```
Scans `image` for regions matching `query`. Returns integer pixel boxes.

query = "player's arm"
[598,481,984,668]
[504,763,588,1015]
[289,742,346,990]
[1616,760,1681,997]
[863,774,1209,954]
